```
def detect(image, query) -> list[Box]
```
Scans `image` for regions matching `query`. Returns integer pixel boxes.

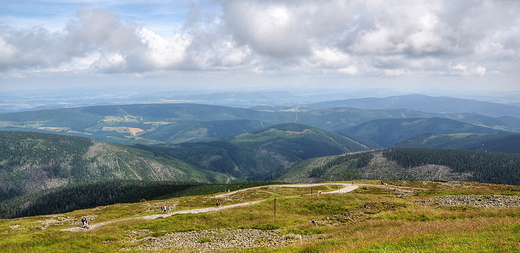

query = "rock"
[121,228,314,251]
[417,195,520,208]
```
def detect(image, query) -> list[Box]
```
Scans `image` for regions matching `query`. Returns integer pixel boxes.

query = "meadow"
[1,180,520,252]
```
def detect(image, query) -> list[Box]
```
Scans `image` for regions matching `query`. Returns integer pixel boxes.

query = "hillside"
[1,180,520,252]
[275,148,520,185]
[142,123,378,181]
[395,132,520,153]
[0,131,230,203]
[337,117,501,148]
[0,181,275,219]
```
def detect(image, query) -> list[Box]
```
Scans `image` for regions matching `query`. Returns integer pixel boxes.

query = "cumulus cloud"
[0,25,67,71]
[1,0,519,77]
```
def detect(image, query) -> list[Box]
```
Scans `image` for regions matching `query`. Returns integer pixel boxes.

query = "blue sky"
[1,0,520,98]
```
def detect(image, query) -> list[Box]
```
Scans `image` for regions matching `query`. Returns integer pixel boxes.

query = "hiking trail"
[62,183,358,232]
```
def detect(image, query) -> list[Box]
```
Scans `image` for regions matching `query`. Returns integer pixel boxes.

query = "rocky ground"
[120,228,314,252]
[418,195,520,208]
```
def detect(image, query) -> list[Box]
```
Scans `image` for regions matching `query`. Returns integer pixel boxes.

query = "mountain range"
[2,94,520,216]
[303,94,520,118]
[1,94,519,146]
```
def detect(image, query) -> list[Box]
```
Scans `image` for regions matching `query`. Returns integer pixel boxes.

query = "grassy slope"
[1,180,519,252]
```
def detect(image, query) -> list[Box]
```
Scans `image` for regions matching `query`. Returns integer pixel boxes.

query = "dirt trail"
[62,183,358,232]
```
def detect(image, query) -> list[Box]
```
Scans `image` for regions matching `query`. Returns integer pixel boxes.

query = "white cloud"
[452,63,487,76]
[338,66,358,75]
[137,28,190,69]
[221,1,310,57]
[1,0,519,81]
[306,48,355,74]
[90,52,127,72]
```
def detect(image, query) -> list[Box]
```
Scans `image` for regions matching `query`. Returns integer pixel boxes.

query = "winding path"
[62,183,358,232]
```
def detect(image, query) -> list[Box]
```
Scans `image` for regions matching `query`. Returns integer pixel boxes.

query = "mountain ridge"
[1,98,519,145]
[337,117,502,148]
[303,94,520,118]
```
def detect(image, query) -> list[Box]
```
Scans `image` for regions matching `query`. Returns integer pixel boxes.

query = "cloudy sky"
[1,0,519,96]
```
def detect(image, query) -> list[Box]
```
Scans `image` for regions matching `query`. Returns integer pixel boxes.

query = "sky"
[1,0,520,98]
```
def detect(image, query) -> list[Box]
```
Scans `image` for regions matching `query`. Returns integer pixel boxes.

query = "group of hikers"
[215,200,222,208]
[161,205,172,213]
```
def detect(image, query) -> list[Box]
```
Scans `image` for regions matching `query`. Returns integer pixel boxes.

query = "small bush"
[199,237,211,243]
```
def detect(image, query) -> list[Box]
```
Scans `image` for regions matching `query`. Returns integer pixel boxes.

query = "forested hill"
[395,132,520,153]
[141,123,379,181]
[383,148,520,184]
[275,148,520,185]
[337,117,501,148]
[0,131,229,203]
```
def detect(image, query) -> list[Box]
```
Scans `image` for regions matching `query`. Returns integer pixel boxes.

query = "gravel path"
[62,183,358,232]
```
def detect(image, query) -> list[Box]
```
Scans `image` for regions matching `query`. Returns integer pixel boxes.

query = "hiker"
[81,217,89,229]
[168,206,171,213]
[216,200,220,207]
[161,206,166,213]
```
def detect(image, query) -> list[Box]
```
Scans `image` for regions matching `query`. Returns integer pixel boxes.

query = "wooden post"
[274,198,277,218]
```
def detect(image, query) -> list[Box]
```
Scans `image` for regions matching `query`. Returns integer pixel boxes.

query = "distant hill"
[395,132,520,153]
[139,120,272,144]
[337,118,502,148]
[0,131,230,203]
[0,104,269,144]
[142,123,379,181]
[1,101,519,145]
[304,94,520,118]
[274,148,520,185]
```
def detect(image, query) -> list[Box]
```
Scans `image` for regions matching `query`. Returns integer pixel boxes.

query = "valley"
[4,0,520,251]
[2,93,520,252]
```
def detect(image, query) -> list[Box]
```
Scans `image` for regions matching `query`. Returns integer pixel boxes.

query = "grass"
[1,180,520,252]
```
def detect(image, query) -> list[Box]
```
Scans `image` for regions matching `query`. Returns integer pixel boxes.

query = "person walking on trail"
[81,217,89,229]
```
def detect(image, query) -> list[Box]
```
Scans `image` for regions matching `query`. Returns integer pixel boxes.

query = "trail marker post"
[274,198,277,218]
